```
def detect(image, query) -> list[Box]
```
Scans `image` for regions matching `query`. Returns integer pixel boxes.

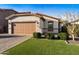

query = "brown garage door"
[13,22,36,35]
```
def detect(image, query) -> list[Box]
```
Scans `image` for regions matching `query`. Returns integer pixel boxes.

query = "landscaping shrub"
[58,32,67,40]
[45,33,54,39]
[61,25,67,32]
[53,34,59,39]
[33,32,41,38]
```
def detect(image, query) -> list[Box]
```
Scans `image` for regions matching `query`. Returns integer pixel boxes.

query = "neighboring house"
[0,9,17,33]
[6,12,60,35]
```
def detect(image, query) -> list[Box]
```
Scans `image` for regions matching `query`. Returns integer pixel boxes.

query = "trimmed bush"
[45,33,54,39]
[54,34,59,39]
[58,32,67,40]
[33,32,41,38]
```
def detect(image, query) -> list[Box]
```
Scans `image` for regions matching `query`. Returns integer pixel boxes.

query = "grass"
[3,38,79,55]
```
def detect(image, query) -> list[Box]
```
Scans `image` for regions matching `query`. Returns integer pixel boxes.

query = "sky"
[0,4,79,17]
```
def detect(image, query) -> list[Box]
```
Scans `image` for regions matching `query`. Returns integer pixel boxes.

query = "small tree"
[66,23,79,40]
[62,12,79,40]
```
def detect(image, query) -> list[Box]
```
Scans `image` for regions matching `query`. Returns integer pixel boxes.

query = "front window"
[48,21,53,31]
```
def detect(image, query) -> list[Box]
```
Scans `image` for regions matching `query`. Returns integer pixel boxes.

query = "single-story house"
[6,13,61,35]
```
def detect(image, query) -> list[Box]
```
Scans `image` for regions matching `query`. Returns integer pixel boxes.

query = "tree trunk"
[72,34,75,41]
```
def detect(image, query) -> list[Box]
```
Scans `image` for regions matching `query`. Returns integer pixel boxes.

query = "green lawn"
[3,38,79,55]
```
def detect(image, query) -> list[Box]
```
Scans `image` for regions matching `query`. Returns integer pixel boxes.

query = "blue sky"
[0,4,79,17]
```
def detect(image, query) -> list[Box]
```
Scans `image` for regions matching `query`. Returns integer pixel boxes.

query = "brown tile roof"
[35,13,60,20]
[6,12,61,21]
[6,13,42,20]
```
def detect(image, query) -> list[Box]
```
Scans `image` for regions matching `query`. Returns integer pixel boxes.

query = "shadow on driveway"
[0,34,24,39]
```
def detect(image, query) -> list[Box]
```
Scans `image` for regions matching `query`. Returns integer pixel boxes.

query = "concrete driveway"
[0,34,31,54]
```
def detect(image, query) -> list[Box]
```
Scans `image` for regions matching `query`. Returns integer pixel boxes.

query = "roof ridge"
[35,13,60,20]
[6,12,60,21]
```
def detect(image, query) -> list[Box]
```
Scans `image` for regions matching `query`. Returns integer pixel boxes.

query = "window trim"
[48,21,53,31]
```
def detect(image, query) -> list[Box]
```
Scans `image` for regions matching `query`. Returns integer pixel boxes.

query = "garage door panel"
[13,22,36,35]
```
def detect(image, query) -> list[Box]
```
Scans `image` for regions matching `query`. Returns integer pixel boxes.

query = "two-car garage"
[7,15,40,35]
[12,22,36,35]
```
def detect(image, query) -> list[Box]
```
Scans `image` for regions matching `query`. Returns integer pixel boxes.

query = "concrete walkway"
[0,34,31,54]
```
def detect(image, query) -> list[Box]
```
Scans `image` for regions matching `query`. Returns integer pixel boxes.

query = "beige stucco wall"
[39,19,48,33]
[53,21,58,33]
[43,16,58,22]
[11,16,40,22]
[43,16,59,33]
[8,20,12,34]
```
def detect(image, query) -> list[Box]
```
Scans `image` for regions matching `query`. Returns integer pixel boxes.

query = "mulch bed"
[67,38,79,45]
